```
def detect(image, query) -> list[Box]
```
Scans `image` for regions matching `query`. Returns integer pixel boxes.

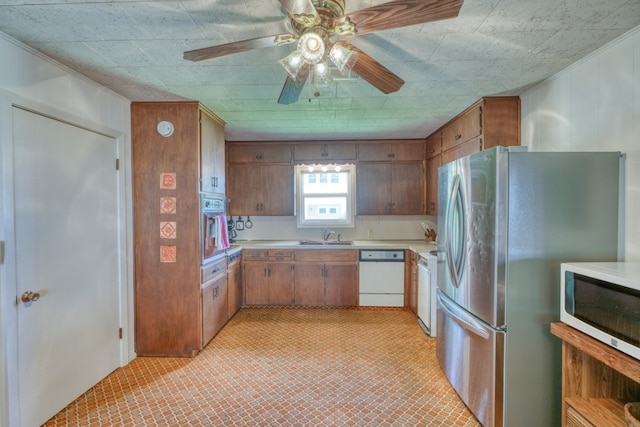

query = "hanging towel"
[216,215,230,250]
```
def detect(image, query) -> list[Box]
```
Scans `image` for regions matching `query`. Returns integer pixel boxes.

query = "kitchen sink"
[298,240,354,246]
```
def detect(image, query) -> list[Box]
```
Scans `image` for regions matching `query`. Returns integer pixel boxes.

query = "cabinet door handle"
[214,286,219,298]
[454,134,462,140]
[387,153,395,158]
[256,154,264,160]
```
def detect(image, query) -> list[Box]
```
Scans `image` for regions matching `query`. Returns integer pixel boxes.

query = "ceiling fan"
[184,0,464,104]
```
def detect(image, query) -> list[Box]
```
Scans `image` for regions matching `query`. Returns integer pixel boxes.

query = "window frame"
[295,164,356,229]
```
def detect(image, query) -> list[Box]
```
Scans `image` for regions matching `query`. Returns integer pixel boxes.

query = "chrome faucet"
[323,230,336,241]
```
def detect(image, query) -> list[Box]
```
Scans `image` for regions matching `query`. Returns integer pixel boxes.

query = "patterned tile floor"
[44,308,481,426]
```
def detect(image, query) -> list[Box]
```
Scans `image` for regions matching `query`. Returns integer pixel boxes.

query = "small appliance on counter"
[561,262,640,360]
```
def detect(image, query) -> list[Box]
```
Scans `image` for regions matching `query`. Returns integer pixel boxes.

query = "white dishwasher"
[358,249,405,307]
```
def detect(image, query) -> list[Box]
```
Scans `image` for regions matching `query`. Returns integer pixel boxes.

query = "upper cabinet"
[357,140,425,162]
[441,96,520,153]
[226,143,293,216]
[293,143,357,162]
[356,141,426,215]
[425,96,520,216]
[227,143,292,163]
[200,109,226,194]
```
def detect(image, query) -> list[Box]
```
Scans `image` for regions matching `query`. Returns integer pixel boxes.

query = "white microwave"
[561,262,640,360]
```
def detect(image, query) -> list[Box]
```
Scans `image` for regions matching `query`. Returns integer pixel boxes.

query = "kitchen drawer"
[268,249,292,260]
[243,249,292,261]
[294,249,358,262]
[201,257,227,283]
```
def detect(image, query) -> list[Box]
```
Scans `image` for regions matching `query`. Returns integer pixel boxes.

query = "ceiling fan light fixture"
[279,50,305,82]
[311,62,333,87]
[329,43,358,73]
[298,32,325,64]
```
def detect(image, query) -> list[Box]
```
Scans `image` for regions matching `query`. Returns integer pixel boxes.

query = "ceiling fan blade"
[278,64,310,105]
[277,0,319,27]
[336,41,404,94]
[343,0,463,35]
[184,33,296,62]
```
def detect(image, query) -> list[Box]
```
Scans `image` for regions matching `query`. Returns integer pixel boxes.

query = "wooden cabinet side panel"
[482,97,521,149]
[132,101,201,357]
[426,154,441,216]
[227,262,242,318]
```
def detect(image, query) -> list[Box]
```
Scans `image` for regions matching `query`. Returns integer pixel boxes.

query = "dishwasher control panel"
[359,249,405,261]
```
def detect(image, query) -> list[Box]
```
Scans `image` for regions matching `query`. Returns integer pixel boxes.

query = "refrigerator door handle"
[437,290,491,340]
[445,174,466,288]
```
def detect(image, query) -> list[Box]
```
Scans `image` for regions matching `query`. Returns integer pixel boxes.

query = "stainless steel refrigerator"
[436,147,621,427]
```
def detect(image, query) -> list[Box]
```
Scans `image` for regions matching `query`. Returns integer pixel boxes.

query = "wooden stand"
[550,322,640,426]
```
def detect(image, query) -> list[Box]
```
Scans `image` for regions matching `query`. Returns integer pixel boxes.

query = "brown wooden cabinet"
[425,96,520,216]
[227,143,292,163]
[243,250,293,305]
[132,101,225,357]
[357,140,425,161]
[357,162,425,215]
[293,143,357,161]
[227,251,242,319]
[406,251,418,314]
[227,143,293,216]
[227,164,293,215]
[202,272,227,347]
[425,132,442,217]
[550,322,640,427]
[293,250,358,307]
[200,110,226,194]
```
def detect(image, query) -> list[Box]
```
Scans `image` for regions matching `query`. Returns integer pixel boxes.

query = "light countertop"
[229,240,437,254]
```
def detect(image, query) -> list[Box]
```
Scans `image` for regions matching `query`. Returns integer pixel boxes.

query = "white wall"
[0,32,133,427]
[521,25,640,261]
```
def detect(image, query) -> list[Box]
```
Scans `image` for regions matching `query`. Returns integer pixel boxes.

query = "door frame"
[0,90,134,427]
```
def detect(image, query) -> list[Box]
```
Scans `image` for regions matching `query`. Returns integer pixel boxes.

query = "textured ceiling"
[1,0,639,141]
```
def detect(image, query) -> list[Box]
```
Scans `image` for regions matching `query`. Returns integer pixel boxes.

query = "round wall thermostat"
[157,120,174,137]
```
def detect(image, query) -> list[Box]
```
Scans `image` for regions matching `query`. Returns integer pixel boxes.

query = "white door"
[13,108,121,427]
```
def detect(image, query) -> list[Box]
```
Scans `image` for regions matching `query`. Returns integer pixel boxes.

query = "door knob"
[21,291,40,303]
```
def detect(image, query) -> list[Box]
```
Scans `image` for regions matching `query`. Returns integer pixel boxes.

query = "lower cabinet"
[242,248,358,307]
[202,274,228,347]
[243,250,293,305]
[293,250,358,307]
[227,254,242,318]
[550,322,640,427]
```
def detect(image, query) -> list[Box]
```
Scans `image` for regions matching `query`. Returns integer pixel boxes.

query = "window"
[295,164,356,228]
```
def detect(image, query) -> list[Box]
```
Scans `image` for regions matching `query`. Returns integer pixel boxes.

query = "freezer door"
[438,147,507,327]
[436,290,504,427]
